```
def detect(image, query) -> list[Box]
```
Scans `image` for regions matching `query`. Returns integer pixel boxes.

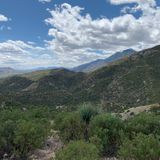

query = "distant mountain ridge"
[0,45,160,112]
[0,67,33,79]
[0,67,19,78]
[0,49,135,78]
[72,49,135,72]
[0,67,14,72]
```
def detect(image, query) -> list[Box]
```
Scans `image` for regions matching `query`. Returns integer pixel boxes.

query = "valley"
[0,45,160,111]
[0,45,160,160]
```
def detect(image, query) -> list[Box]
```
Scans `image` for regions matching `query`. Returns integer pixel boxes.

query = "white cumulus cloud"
[1,1,160,69]
[0,40,56,69]
[44,1,160,67]
[109,0,156,6]
[0,14,8,22]
[39,0,52,3]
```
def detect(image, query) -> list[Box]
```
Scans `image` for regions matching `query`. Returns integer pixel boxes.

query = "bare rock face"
[29,136,62,160]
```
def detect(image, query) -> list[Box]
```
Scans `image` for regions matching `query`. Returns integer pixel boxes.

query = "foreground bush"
[54,112,84,142]
[126,113,160,136]
[89,114,124,155]
[79,104,98,140]
[55,140,99,160]
[0,107,51,159]
[79,103,98,125]
[13,120,48,159]
[118,133,160,160]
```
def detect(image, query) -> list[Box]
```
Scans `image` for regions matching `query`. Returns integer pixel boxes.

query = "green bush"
[55,140,99,160]
[118,133,160,160]
[89,135,103,153]
[79,103,98,140]
[13,120,48,159]
[0,107,51,159]
[54,112,84,142]
[79,103,98,125]
[89,114,124,155]
[126,113,160,136]
[0,120,16,156]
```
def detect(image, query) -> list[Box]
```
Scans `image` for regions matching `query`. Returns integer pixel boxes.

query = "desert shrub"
[79,103,98,140]
[0,119,16,156]
[89,114,124,155]
[89,135,103,153]
[0,107,51,159]
[79,103,98,125]
[118,133,160,160]
[13,120,48,159]
[126,112,160,136]
[55,140,99,160]
[54,112,84,142]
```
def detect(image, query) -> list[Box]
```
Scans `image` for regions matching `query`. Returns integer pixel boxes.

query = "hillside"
[72,49,135,72]
[21,69,53,81]
[0,45,160,111]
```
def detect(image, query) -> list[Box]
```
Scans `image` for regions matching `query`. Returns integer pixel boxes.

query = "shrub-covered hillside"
[0,45,160,111]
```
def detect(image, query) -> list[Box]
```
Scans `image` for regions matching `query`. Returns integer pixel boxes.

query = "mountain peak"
[72,48,135,72]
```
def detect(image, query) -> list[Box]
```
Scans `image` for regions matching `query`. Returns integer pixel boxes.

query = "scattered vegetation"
[126,112,160,136]
[0,103,160,159]
[54,112,84,142]
[55,140,99,160]
[0,45,160,160]
[118,133,160,160]
[0,106,53,159]
[1,46,160,111]
[89,114,124,156]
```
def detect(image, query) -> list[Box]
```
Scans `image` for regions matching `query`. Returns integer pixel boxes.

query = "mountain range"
[0,45,160,112]
[72,49,135,72]
[0,49,135,79]
[0,67,22,78]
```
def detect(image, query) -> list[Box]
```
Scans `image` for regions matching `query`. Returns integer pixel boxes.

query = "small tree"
[118,133,160,160]
[55,140,99,160]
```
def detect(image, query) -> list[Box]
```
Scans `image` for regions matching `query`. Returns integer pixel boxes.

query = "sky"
[0,0,160,69]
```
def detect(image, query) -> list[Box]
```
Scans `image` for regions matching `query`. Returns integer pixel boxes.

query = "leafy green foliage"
[55,141,99,160]
[118,133,160,160]
[54,112,84,142]
[126,113,160,136]
[13,120,48,159]
[79,103,98,125]
[79,103,98,140]
[0,105,160,159]
[89,114,124,155]
[0,107,52,159]
[89,135,103,153]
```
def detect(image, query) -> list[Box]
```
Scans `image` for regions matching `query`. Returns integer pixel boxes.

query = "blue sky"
[0,0,160,69]
[0,0,127,44]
